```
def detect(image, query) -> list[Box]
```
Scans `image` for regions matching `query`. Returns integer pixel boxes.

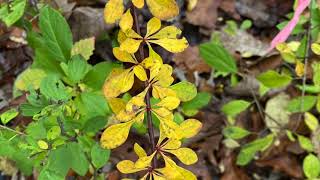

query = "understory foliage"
[101,0,202,179]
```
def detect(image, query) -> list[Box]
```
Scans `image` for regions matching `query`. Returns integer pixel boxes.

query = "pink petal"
[268,0,311,52]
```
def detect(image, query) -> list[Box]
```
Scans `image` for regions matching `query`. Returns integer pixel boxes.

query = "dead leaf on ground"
[219,0,241,20]
[221,152,250,180]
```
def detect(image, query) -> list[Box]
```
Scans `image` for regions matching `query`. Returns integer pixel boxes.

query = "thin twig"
[0,125,25,135]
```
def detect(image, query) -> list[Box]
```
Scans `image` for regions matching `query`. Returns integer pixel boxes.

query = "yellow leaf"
[162,139,181,150]
[117,160,146,174]
[146,0,179,20]
[153,174,166,180]
[187,0,197,11]
[179,119,202,139]
[108,98,126,114]
[115,109,136,122]
[134,143,147,158]
[118,30,127,44]
[104,0,124,24]
[134,65,148,81]
[37,140,49,150]
[120,10,133,31]
[149,38,188,53]
[71,37,95,60]
[120,38,143,54]
[100,120,134,149]
[132,0,145,8]
[158,115,181,139]
[103,68,135,98]
[160,155,197,180]
[113,47,138,64]
[312,43,320,55]
[125,29,143,39]
[126,89,147,112]
[142,45,163,80]
[132,111,145,124]
[295,61,304,77]
[156,96,180,110]
[149,26,181,39]
[134,152,156,168]
[152,86,176,99]
[165,148,198,165]
[153,107,172,118]
[152,64,174,87]
[146,17,161,38]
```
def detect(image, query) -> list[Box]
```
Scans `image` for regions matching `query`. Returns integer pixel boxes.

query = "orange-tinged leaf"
[146,17,161,37]
[120,10,134,31]
[113,47,138,64]
[146,0,179,20]
[108,97,126,114]
[149,38,188,53]
[100,120,134,149]
[134,143,147,158]
[132,0,145,8]
[104,0,124,24]
[117,160,146,174]
[179,119,202,139]
[103,68,135,98]
[156,96,180,110]
[165,148,198,165]
[120,38,143,54]
[134,65,148,81]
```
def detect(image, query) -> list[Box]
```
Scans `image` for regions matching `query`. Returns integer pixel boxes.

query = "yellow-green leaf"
[113,47,138,64]
[166,148,198,165]
[71,37,95,60]
[312,43,320,55]
[305,112,319,132]
[133,65,148,81]
[120,10,133,31]
[104,0,124,24]
[15,68,47,91]
[103,68,135,98]
[146,0,179,20]
[100,120,134,149]
[146,17,161,37]
[120,38,143,54]
[179,119,202,139]
[37,140,49,150]
[132,0,145,8]
[149,38,188,53]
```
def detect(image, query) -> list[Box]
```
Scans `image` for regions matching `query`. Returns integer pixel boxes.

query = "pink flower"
[268,0,311,52]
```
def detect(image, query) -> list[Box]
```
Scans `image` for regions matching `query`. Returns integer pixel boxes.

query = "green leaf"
[14,68,47,91]
[182,92,211,112]
[257,70,292,88]
[303,154,320,179]
[298,135,314,152]
[223,126,250,140]
[236,134,274,165]
[287,96,317,113]
[83,62,121,90]
[199,42,237,73]
[1,108,18,125]
[47,126,61,140]
[222,100,250,117]
[83,116,108,134]
[66,55,91,84]
[91,143,110,169]
[68,143,90,175]
[173,112,184,125]
[0,0,26,26]
[40,75,70,101]
[39,6,72,62]
[170,81,197,102]
[240,19,252,30]
[76,92,110,118]
[71,37,95,60]
[312,62,320,86]
[25,122,47,139]
[304,112,319,132]
[38,169,65,180]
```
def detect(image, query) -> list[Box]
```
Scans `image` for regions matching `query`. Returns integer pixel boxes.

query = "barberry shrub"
[100,0,202,179]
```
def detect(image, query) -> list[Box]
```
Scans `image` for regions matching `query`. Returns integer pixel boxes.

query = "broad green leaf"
[222,100,250,117]
[298,135,314,152]
[25,122,47,139]
[68,143,90,175]
[182,92,211,114]
[223,126,250,140]
[66,55,91,84]
[83,116,108,134]
[91,143,110,169]
[236,134,274,165]
[257,70,292,88]
[14,68,47,91]
[287,96,317,113]
[173,112,184,124]
[39,6,73,62]
[199,42,237,73]
[71,37,95,60]
[38,169,64,180]
[170,81,197,102]
[304,112,319,132]
[83,62,121,90]
[40,75,70,101]
[1,108,18,125]
[303,154,320,179]
[0,0,26,26]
